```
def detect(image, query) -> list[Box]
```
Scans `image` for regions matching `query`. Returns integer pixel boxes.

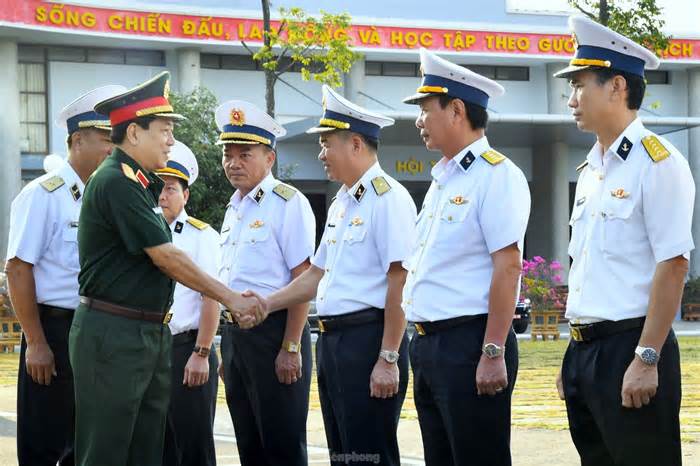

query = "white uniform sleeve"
[280,194,316,270]
[372,187,417,273]
[200,228,222,279]
[479,162,531,254]
[6,185,53,264]
[642,153,695,262]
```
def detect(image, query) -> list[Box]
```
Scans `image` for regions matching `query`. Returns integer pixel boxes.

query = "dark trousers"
[69,303,172,466]
[17,305,75,466]
[163,330,218,466]
[317,319,409,466]
[562,326,682,466]
[410,315,518,466]
[220,310,312,466]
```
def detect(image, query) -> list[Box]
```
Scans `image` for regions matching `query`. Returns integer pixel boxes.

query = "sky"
[507,0,700,35]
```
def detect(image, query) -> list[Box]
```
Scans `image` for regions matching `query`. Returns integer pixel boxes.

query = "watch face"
[483,344,502,358]
[641,348,658,364]
[386,353,399,363]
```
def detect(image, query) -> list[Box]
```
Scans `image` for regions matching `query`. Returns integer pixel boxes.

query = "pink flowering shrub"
[521,256,564,311]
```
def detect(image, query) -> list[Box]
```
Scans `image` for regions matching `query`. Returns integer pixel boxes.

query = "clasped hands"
[225,289,269,329]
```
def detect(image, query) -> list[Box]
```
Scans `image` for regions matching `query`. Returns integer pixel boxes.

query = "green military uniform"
[69,71,184,466]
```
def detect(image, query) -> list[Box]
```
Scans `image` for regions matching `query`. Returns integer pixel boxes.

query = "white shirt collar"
[168,208,189,230]
[59,161,85,199]
[230,172,276,208]
[431,135,491,181]
[587,117,644,168]
[337,161,383,204]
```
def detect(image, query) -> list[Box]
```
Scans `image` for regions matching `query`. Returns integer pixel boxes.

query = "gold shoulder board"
[481,149,506,165]
[272,183,297,201]
[641,135,670,163]
[371,176,392,196]
[186,217,209,230]
[40,176,65,192]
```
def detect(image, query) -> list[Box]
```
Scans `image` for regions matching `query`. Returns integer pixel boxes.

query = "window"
[220,54,258,70]
[495,66,529,81]
[646,70,669,85]
[18,46,48,154]
[47,46,164,66]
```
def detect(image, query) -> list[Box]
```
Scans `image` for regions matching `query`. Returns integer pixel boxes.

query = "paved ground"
[0,320,697,465]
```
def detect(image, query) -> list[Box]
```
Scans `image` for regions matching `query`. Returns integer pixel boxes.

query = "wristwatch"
[193,345,210,358]
[379,349,400,364]
[635,346,659,365]
[282,341,300,353]
[482,343,504,359]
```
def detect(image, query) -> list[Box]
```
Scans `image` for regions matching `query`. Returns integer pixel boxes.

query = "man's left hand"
[370,359,400,399]
[275,349,302,385]
[183,352,210,387]
[476,354,508,396]
[621,356,658,408]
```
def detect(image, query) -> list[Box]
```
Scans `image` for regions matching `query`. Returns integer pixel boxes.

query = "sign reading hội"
[0,1,696,60]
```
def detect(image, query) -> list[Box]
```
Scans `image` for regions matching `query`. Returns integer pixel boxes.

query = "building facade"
[2,0,700,278]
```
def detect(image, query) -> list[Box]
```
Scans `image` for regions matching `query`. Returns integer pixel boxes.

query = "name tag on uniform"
[575,197,586,206]
[222,226,231,233]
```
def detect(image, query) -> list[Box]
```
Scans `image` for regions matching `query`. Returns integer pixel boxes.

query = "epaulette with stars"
[273,183,297,201]
[371,176,391,196]
[641,135,670,163]
[40,175,65,192]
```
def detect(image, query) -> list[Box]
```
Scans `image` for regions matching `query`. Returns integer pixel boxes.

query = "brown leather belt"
[80,296,172,324]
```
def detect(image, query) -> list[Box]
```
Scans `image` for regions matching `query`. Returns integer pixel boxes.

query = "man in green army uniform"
[69,71,264,466]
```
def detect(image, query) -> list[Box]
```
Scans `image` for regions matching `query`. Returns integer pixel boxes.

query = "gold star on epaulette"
[481,149,506,165]
[273,183,297,201]
[40,175,65,192]
[641,135,670,163]
[371,176,391,196]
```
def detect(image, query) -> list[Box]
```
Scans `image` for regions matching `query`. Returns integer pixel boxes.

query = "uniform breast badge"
[610,188,630,199]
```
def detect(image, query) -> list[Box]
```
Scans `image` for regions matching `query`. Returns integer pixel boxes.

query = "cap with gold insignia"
[215,100,286,148]
[56,85,127,135]
[307,85,394,142]
[94,71,185,127]
[554,15,660,79]
[403,48,505,107]
[155,139,199,186]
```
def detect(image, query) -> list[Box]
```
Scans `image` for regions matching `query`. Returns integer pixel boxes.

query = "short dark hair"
[590,68,646,110]
[110,116,157,144]
[438,95,489,130]
[337,130,379,152]
[67,127,108,149]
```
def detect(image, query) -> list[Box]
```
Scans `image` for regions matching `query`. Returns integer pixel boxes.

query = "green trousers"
[69,304,172,466]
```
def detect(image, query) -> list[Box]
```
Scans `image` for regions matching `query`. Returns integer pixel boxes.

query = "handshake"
[224,289,269,329]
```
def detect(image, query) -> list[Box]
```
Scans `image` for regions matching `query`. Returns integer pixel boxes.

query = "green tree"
[568,0,670,52]
[244,1,361,118]
[170,87,231,230]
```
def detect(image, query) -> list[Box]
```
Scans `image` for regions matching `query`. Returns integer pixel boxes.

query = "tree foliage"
[568,0,670,53]
[245,2,361,117]
[169,87,231,230]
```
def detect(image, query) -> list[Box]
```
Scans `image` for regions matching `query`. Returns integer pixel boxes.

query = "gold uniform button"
[598,174,604,180]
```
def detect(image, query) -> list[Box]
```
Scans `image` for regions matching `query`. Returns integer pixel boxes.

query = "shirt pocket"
[343,225,368,245]
[567,200,587,258]
[240,224,271,247]
[440,199,472,224]
[60,224,79,270]
[601,194,638,256]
